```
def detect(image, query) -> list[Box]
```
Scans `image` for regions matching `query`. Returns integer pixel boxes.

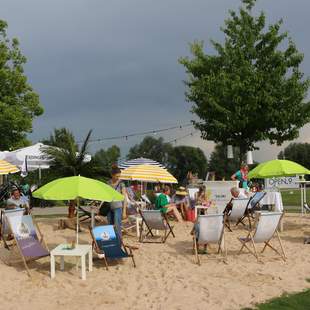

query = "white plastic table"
[50,244,92,280]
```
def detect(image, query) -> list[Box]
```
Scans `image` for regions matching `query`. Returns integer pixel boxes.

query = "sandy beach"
[1,213,310,310]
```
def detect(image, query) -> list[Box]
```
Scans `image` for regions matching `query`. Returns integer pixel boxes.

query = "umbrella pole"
[76,197,80,244]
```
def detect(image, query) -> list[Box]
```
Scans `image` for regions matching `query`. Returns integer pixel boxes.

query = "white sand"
[1,213,310,310]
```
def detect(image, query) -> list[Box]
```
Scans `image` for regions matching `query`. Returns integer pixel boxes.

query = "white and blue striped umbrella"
[118,157,165,169]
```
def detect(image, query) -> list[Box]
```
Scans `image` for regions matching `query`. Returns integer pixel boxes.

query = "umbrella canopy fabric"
[248,159,310,179]
[32,175,124,201]
[1,143,51,171]
[1,143,92,172]
[118,157,165,169]
[120,164,177,184]
[0,160,19,175]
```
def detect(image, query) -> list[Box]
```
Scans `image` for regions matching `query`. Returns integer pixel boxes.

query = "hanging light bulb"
[247,151,253,165]
[227,145,234,159]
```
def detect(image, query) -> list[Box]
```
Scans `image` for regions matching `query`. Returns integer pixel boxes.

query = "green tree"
[208,144,240,180]
[43,129,95,177]
[0,20,43,150]
[278,143,310,169]
[179,0,310,163]
[41,127,77,150]
[169,145,208,184]
[127,136,174,168]
[93,145,121,177]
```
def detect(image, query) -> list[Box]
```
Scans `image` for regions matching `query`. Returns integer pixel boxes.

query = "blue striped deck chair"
[249,191,266,211]
[138,209,175,243]
[90,225,136,269]
[237,192,267,229]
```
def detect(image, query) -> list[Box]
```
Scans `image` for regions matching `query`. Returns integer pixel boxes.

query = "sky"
[1,0,309,162]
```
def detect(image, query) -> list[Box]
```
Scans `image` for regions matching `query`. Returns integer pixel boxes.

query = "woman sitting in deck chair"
[155,186,183,222]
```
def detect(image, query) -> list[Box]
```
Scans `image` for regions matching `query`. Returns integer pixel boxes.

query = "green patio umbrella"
[32,175,124,243]
[248,159,310,179]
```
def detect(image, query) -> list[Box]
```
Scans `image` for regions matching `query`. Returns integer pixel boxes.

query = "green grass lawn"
[281,188,310,208]
[244,288,310,310]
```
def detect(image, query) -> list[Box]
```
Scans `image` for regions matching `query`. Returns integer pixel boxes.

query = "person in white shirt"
[6,188,30,212]
[230,187,248,199]
[224,187,248,215]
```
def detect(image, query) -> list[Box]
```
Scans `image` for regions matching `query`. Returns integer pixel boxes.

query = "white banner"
[203,181,239,212]
[265,176,299,189]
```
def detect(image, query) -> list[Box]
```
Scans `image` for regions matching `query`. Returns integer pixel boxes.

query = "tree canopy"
[93,145,121,177]
[127,136,174,168]
[127,136,208,183]
[208,144,240,180]
[42,127,77,150]
[0,20,43,151]
[42,128,95,178]
[278,143,310,170]
[179,0,310,162]
[170,145,208,184]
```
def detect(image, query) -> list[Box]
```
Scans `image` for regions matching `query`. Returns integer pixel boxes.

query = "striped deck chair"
[238,212,286,262]
[139,209,175,243]
[224,198,250,232]
[3,213,49,277]
[239,191,266,228]
[90,225,136,269]
[193,214,226,265]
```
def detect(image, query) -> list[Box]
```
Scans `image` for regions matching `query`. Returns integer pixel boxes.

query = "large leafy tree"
[0,20,43,150]
[93,145,121,177]
[128,136,208,183]
[169,145,208,185]
[41,127,76,150]
[179,0,310,163]
[127,136,174,168]
[278,143,310,169]
[208,144,240,180]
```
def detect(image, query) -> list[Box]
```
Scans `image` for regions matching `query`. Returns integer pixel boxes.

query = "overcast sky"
[1,0,309,161]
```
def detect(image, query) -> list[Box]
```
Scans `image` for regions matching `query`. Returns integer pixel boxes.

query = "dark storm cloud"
[1,0,309,159]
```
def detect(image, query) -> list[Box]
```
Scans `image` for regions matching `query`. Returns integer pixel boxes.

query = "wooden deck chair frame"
[193,215,227,265]
[138,209,175,243]
[122,218,138,237]
[5,215,49,277]
[224,198,250,232]
[89,225,136,269]
[122,199,141,237]
[238,212,286,262]
[238,192,267,229]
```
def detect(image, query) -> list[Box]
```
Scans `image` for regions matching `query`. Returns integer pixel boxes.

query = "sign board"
[203,181,239,212]
[264,176,299,189]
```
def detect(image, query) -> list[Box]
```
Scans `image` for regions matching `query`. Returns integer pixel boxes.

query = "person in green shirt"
[155,186,183,222]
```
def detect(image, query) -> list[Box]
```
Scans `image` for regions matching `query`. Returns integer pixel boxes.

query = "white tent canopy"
[0,143,92,172]
[0,143,50,171]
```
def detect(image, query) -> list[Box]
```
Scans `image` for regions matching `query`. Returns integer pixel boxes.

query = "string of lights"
[116,130,199,163]
[78,123,194,144]
[167,131,198,144]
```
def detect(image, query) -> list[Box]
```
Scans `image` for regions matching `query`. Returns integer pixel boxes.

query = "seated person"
[6,187,30,212]
[195,185,211,207]
[230,187,248,199]
[224,187,248,215]
[155,186,183,222]
[172,187,189,220]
